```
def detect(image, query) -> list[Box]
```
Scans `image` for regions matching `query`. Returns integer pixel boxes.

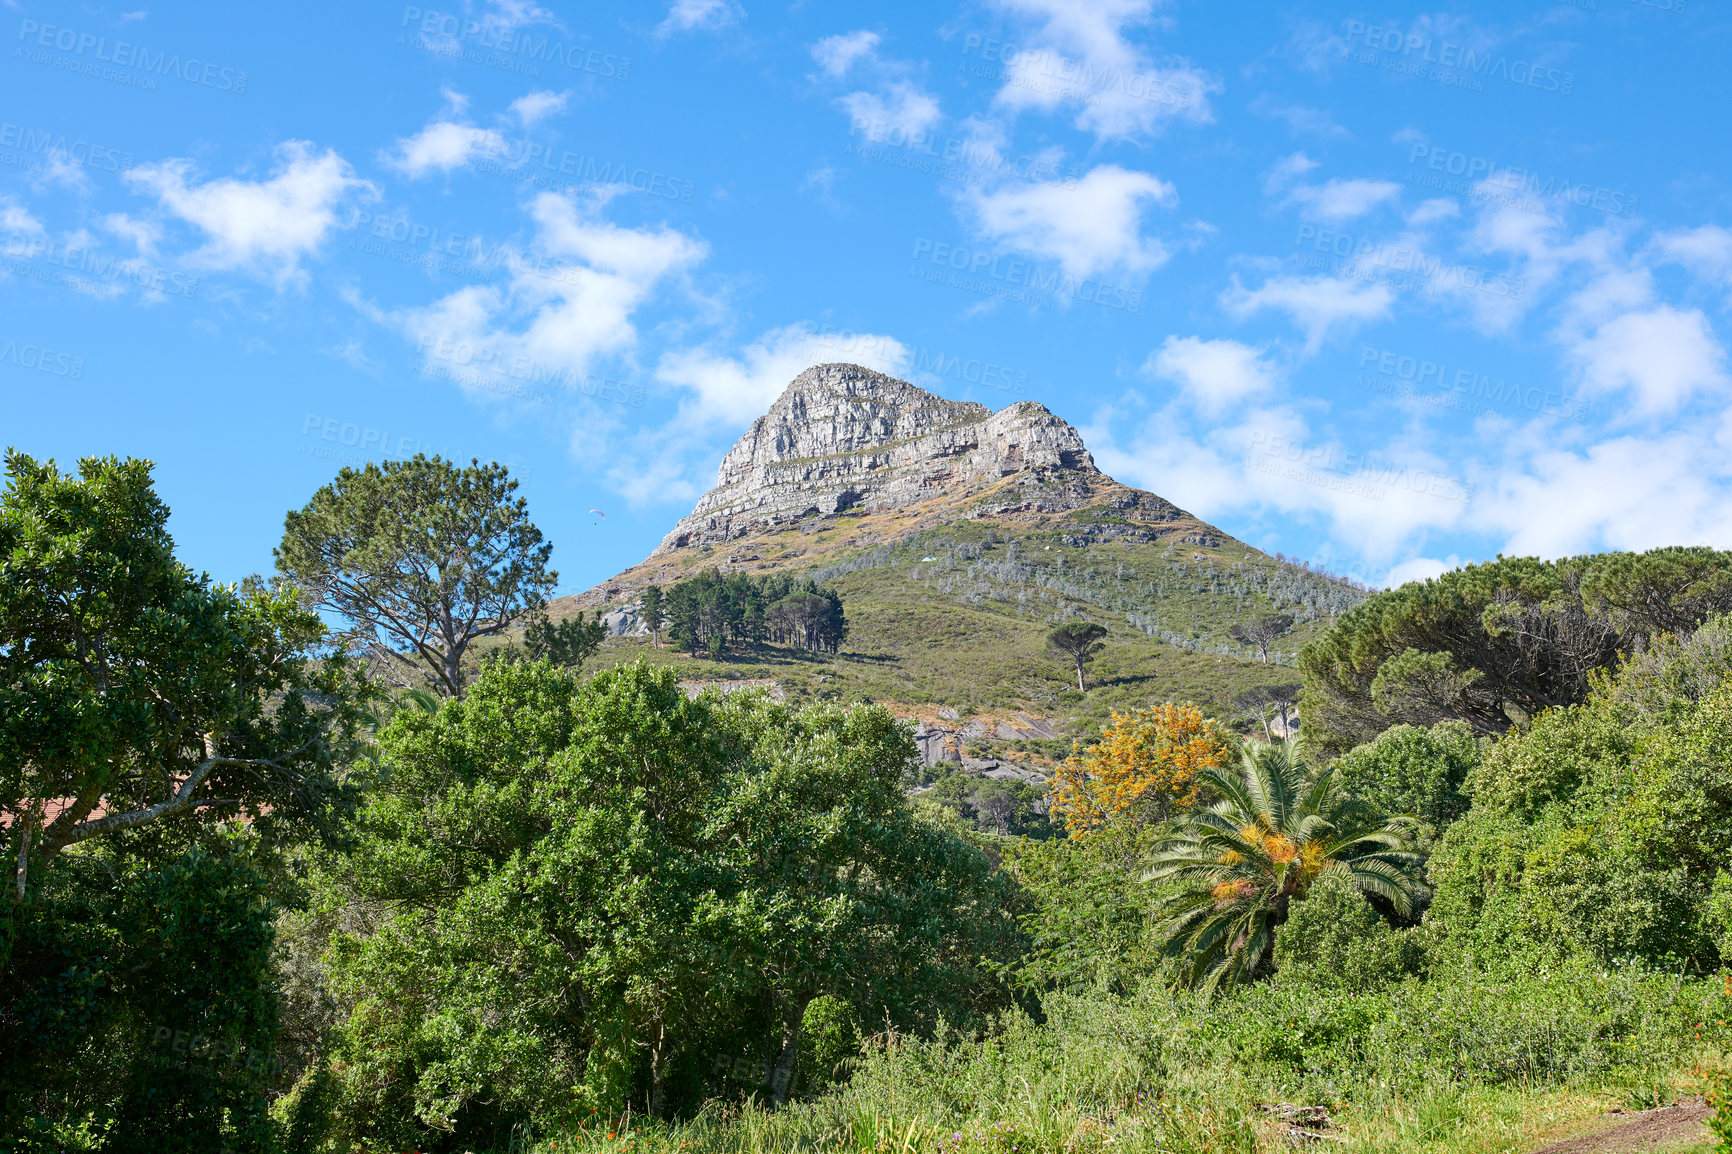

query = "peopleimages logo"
[300,414,447,460]
[909,239,1142,313]
[1292,225,1523,299]
[1248,430,1475,505]
[1356,345,1588,420]
[1403,143,1638,220]
[0,122,133,173]
[1,233,199,298]
[398,8,629,81]
[16,20,249,93]
[1341,20,1574,96]
[0,338,84,378]
[813,326,1029,395]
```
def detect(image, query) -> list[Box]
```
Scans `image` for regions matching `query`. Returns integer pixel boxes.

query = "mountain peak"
[658,363,1104,551]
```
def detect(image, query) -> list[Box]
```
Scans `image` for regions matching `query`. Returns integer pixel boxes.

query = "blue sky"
[2,0,1728,593]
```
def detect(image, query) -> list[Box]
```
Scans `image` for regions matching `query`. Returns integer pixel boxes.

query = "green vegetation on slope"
[581,522,1369,738]
[17,449,1732,1154]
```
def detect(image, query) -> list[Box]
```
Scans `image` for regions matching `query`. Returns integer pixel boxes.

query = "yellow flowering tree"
[1049,704,1231,835]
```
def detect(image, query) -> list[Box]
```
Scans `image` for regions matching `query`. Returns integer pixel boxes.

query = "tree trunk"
[648,1015,668,1119]
[12,821,31,903]
[1075,657,1085,692]
[767,1001,810,1105]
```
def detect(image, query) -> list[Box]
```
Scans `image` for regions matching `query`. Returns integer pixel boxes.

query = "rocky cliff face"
[658,363,1104,551]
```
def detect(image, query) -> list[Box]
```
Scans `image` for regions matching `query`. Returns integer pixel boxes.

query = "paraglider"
[589,509,606,525]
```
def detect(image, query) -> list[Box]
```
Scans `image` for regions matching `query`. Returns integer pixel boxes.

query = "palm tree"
[1144,741,1426,992]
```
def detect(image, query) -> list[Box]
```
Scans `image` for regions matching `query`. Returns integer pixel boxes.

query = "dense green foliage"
[664,568,848,656]
[0,452,375,1150]
[922,774,1053,838]
[0,451,372,894]
[302,660,1016,1149]
[640,583,665,645]
[12,444,1732,1151]
[1428,614,1732,972]
[275,455,556,697]
[1,834,282,1152]
[1299,546,1732,755]
[447,967,1728,1154]
[1000,825,1155,996]
[1332,720,1481,838]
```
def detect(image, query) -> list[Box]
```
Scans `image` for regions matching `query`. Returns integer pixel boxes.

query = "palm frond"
[1142,735,1431,993]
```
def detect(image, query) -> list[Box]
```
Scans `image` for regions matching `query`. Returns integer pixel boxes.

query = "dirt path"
[1532,1100,1711,1153]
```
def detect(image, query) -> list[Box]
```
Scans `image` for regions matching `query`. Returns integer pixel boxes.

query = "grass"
[474,964,1730,1154]
[501,1076,1715,1154]
[571,517,1364,742]
[1332,1081,1711,1153]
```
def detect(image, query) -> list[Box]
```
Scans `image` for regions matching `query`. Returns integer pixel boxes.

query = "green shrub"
[1332,720,1481,835]
[798,997,860,1094]
[1272,871,1423,994]
[1427,628,1732,971]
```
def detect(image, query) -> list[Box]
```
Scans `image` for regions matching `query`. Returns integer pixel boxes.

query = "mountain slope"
[559,364,1367,736]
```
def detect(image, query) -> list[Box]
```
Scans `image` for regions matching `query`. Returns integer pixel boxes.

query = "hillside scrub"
[494,967,1727,1154]
[11,466,1732,1153]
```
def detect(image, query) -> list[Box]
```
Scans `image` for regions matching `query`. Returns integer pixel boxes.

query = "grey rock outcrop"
[600,604,647,637]
[657,363,1101,551]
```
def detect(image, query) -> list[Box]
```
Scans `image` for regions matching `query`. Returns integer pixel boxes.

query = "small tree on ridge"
[1047,621,1109,691]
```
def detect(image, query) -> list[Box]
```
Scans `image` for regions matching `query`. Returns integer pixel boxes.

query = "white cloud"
[838,82,941,142]
[1569,305,1728,415]
[28,150,91,193]
[812,30,880,77]
[657,0,742,36]
[509,90,569,127]
[383,120,507,179]
[1652,225,1732,283]
[1406,198,1459,227]
[387,190,706,406]
[1383,556,1457,588]
[988,0,1218,139]
[103,212,161,256]
[0,195,43,235]
[1477,433,1732,558]
[1084,402,1468,564]
[1263,151,1318,189]
[1288,178,1402,223]
[1265,154,1400,222]
[1280,20,1351,76]
[1221,274,1394,352]
[1249,96,1348,139]
[1087,187,1732,573]
[1146,336,1278,417]
[126,141,374,284]
[657,323,907,424]
[485,0,562,33]
[966,164,1176,278]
